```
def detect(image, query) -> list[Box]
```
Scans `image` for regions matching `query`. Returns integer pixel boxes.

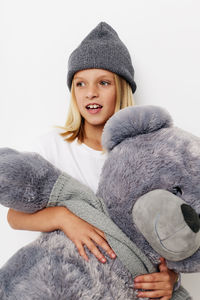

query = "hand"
[133,257,178,299]
[58,207,116,263]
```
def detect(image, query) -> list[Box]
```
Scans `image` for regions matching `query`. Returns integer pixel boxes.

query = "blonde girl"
[8,22,179,299]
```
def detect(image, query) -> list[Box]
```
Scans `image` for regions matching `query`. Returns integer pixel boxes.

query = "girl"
[7,22,179,299]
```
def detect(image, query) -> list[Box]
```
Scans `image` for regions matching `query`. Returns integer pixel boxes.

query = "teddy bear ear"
[0,147,19,156]
[102,105,173,152]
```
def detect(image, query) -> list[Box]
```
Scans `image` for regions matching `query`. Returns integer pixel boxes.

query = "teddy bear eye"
[172,186,182,196]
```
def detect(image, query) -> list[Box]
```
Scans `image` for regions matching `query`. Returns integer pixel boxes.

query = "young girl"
[7,22,179,299]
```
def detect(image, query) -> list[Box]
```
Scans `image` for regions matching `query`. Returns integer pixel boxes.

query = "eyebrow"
[74,75,114,80]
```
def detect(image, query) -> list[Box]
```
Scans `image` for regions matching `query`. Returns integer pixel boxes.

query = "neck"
[82,122,104,151]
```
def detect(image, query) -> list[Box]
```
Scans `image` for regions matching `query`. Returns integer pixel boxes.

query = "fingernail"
[101,257,106,263]
[111,252,116,258]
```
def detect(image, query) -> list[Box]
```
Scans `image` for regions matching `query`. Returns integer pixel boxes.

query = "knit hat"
[67,22,137,93]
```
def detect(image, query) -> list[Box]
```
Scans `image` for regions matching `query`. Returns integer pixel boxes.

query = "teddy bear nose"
[181,204,200,233]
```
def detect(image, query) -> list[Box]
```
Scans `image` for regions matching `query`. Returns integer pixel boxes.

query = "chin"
[85,119,107,127]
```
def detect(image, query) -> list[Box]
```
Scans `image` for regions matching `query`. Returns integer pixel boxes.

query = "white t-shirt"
[30,128,107,193]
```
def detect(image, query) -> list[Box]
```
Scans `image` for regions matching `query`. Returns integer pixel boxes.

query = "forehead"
[74,68,114,80]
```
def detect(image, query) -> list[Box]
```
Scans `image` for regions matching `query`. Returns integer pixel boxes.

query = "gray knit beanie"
[67,22,137,93]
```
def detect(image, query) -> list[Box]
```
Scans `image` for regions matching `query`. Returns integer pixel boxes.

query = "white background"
[0,0,200,298]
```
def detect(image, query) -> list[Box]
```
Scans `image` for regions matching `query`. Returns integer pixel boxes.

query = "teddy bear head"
[97,105,200,273]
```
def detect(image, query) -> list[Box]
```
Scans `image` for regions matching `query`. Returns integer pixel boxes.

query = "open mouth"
[86,104,103,114]
[86,104,103,109]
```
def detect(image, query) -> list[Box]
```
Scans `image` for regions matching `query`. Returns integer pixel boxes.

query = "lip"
[85,103,103,114]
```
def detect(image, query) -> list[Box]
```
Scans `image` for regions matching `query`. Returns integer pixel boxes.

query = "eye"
[76,81,85,87]
[100,80,110,86]
[172,186,182,196]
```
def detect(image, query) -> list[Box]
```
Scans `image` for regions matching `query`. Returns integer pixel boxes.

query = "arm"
[7,207,116,263]
[1,148,115,262]
[7,207,63,232]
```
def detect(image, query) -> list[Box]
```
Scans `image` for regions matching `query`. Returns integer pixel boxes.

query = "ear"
[0,147,19,156]
[102,105,173,151]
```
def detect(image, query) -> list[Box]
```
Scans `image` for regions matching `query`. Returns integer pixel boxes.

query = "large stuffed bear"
[0,105,200,299]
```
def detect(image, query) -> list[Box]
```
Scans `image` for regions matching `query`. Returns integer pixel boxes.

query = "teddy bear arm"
[0,148,61,213]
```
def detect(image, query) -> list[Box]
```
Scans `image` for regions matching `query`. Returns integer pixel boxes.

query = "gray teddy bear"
[0,105,200,299]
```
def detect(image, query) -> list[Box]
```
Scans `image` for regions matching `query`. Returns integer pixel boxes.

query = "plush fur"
[0,105,199,299]
[99,106,200,273]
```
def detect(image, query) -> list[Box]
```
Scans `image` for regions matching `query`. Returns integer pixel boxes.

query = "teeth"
[87,104,102,109]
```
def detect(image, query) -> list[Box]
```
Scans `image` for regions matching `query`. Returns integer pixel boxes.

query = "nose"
[181,204,200,233]
[86,84,98,100]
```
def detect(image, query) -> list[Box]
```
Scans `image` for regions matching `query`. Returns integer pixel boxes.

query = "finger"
[95,227,106,239]
[92,231,116,259]
[76,242,89,262]
[134,273,165,283]
[137,289,172,299]
[134,281,171,291]
[149,298,170,300]
[85,239,107,263]
[159,257,168,272]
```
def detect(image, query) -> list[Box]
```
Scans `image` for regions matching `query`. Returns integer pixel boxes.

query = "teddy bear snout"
[181,204,200,233]
[132,189,200,261]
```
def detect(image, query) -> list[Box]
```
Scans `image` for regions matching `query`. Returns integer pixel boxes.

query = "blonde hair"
[58,74,134,142]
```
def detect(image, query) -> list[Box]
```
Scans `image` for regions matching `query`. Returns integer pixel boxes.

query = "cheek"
[106,90,116,110]
[74,90,81,102]
[74,91,84,109]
